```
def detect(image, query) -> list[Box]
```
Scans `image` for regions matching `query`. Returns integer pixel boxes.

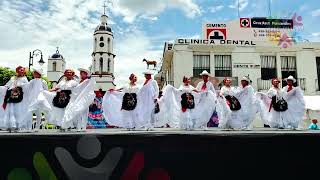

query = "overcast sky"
[0,0,319,87]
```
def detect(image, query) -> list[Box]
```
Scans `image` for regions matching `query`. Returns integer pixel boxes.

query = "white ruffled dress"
[29,78,79,127]
[257,86,305,129]
[161,84,216,129]
[103,84,140,128]
[136,79,159,128]
[0,76,34,129]
[61,78,96,130]
[219,85,257,129]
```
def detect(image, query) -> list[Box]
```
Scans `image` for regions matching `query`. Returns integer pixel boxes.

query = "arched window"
[99,57,103,73]
[53,61,57,71]
[100,36,104,41]
[93,59,96,72]
[107,38,111,52]
[94,38,97,51]
[107,58,111,72]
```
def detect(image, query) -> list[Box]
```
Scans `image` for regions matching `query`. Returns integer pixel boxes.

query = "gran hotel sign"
[176,39,256,46]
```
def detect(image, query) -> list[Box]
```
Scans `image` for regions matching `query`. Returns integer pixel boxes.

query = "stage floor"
[1,127,320,136]
[1,128,319,179]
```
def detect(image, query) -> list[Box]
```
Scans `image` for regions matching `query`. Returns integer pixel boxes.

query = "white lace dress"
[103,84,140,128]
[257,86,305,129]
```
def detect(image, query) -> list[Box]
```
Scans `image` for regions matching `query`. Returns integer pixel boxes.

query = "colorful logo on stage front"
[7,135,170,180]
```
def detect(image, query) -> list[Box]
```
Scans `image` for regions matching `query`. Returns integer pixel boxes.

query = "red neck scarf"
[287,85,293,92]
[144,79,151,86]
[201,81,207,91]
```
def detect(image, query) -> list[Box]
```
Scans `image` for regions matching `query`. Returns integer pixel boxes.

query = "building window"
[108,38,111,52]
[100,37,104,41]
[261,56,277,80]
[94,38,97,51]
[99,57,103,73]
[281,56,297,86]
[193,55,210,77]
[215,55,232,77]
[107,58,111,72]
[52,61,57,71]
[316,57,320,91]
[93,59,96,72]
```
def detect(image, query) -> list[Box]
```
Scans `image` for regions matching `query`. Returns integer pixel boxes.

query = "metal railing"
[297,78,306,91]
[166,81,174,86]
[258,78,306,91]
[257,78,271,91]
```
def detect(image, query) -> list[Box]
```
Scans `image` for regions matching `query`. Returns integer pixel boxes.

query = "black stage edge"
[1,130,319,180]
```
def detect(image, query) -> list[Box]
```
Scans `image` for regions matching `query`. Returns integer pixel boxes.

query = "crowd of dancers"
[0,66,306,133]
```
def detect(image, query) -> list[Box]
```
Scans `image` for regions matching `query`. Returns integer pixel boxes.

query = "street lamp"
[29,49,45,70]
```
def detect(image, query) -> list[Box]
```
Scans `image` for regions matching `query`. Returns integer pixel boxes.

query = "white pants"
[32,110,42,129]
[76,109,89,130]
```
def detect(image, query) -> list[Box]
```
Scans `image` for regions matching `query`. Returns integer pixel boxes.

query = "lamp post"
[29,49,45,70]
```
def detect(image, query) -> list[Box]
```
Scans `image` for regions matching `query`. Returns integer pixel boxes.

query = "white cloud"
[0,0,169,88]
[312,32,320,37]
[311,9,320,17]
[228,0,249,11]
[209,5,224,13]
[113,31,162,87]
[111,0,201,23]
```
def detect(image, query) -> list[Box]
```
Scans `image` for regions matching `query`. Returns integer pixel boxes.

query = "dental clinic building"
[160,18,320,95]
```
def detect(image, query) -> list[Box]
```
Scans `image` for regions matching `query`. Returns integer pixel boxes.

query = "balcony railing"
[258,78,306,91]
[166,81,174,86]
[257,78,271,91]
[297,78,306,91]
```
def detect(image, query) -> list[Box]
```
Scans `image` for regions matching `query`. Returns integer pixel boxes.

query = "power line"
[268,0,272,17]
[238,0,240,18]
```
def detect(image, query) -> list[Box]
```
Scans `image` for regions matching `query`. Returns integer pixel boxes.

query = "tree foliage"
[0,67,16,86]
[0,67,52,89]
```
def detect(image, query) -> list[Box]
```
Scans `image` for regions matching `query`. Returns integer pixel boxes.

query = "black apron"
[5,87,24,103]
[53,90,72,108]
[121,93,137,111]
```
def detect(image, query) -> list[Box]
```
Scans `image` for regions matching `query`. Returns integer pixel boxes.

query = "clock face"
[99,42,104,47]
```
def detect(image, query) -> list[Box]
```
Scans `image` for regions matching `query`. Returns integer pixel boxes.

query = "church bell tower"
[91,3,116,90]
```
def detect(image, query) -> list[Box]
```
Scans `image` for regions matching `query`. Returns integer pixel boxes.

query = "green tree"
[0,67,16,86]
[0,67,52,89]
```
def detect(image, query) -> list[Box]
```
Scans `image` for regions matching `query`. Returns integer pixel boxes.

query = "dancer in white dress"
[103,73,140,129]
[29,69,79,130]
[161,75,216,129]
[196,70,216,94]
[195,70,217,129]
[61,68,96,132]
[217,78,236,129]
[136,71,159,129]
[0,66,31,132]
[257,76,305,129]
[177,77,198,129]
[28,68,48,131]
[220,76,257,130]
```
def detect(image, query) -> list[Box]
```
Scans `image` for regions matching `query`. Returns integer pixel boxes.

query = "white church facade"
[91,12,116,90]
[47,48,66,88]
[47,10,116,91]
